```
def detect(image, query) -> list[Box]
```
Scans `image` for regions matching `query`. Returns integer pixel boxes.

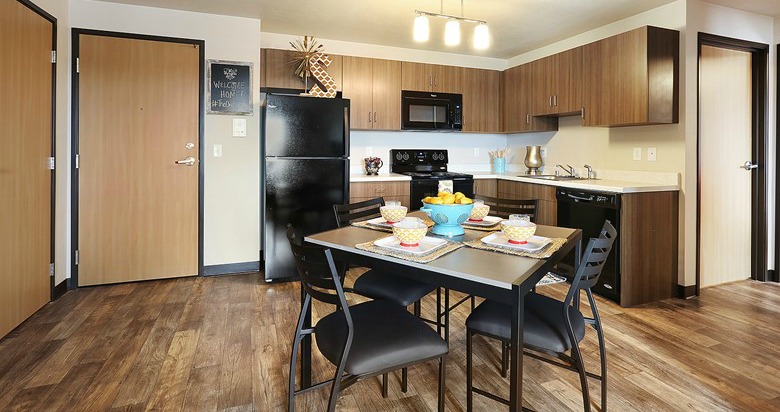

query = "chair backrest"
[333,197,385,228]
[565,220,618,306]
[474,194,539,222]
[286,224,349,307]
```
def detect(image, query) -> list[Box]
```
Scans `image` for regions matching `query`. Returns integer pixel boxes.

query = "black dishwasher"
[556,188,621,304]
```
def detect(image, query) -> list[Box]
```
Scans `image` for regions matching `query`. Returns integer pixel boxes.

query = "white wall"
[69,0,262,267]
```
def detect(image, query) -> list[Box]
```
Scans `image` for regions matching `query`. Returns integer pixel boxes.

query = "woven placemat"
[351,219,434,233]
[356,236,464,264]
[464,232,567,259]
[461,222,502,232]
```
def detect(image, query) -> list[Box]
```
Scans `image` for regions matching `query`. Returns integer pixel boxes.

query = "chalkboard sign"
[207,60,253,115]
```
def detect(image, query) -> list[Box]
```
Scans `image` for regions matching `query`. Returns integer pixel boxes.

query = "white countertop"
[350,173,411,182]
[349,170,679,193]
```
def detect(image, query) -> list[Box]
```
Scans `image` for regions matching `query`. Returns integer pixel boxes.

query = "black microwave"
[401,90,462,131]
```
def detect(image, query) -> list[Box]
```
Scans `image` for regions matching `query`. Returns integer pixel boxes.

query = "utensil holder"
[493,157,506,174]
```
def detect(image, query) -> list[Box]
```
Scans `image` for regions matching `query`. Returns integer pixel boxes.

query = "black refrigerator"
[261,93,350,281]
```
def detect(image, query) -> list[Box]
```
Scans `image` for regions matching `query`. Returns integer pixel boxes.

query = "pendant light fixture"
[414,0,489,49]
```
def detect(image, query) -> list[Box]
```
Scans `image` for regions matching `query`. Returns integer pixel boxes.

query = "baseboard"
[768,269,777,282]
[202,261,260,276]
[52,279,68,300]
[677,284,697,299]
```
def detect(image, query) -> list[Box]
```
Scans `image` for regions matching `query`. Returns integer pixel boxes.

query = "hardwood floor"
[1,272,779,411]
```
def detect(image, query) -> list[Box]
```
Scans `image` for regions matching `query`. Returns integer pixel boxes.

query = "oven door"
[402,95,453,130]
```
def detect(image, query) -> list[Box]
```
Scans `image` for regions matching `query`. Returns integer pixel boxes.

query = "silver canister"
[524,145,543,175]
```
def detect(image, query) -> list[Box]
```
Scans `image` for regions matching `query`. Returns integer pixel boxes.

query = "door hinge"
[76,57,80,73]
[74,250,79,265]
[75,154,79,169]
[49,263,55,277]
[51,51,56,64]
[48,157,55,170]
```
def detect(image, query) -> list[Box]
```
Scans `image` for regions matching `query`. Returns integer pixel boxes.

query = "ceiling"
[93,0,780,58]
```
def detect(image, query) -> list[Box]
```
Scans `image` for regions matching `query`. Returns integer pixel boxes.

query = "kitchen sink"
[518,175,597,181]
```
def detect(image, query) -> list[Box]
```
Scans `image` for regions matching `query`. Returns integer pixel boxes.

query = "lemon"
[458,197,473,204]
[454,192,465,198]
[422,196,434,203]
[437,191,450,198]
[429,197,444,204]
[442,194,456,204]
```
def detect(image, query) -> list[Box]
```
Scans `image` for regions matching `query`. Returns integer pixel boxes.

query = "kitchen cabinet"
[473,179,498,198]
[401,62,464,93]
[260,48,343,91]
[502,63,558,133]
[620,191,678,306]
[463,68,500,133]
[582,26,679,127]
[350,181,410,209]
[496,180,557,226]
[532,47,583,116]
[342,57,401,130]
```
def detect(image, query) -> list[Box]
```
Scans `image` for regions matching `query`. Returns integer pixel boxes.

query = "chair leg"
[438,355,447,412]
[470,295,475,311]
[382,373,389,398]
[436,288,442,335]
[570,343,592,412]
[402,367,408,393]
[444,289,450,343]
[288,335,301,412]
[596,323,608,411]
[500,342,508,378]
[466,330,473,412]
[413,300,421,317]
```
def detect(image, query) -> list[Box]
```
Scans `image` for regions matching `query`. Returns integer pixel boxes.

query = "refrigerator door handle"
[344,105,350,152]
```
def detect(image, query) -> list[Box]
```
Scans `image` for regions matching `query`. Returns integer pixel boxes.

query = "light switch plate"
[365,146,373,156]
[232,118,247,137]
[213,144,223,157]
[647,147,657,161]
[473,148,480,157]
[633,147,642,161]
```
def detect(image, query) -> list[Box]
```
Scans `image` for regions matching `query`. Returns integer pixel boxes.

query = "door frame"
[696,32,769,294]
[14,0,58,300]
[70,29,205,287]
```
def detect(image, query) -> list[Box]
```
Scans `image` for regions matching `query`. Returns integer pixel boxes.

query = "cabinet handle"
[549,96,553,107]
[581,107,585,119]
[374,112,377,123]
[374,188,386,193]
[369,111,372,123]
[526,113,530,124]
[554,95,558,107]
[429,75,433,87]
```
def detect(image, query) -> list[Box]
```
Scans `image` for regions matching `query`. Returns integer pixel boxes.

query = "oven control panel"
[390,149,448,165]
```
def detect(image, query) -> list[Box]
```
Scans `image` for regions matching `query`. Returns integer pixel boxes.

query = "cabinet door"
[433,64,464,93]
[464,68,500,132]
[531,57,554,115]
[519,63,558,132]
[261,49,305,89]
[342,56,374,129]
[501,66,523,132]
[401,61,433,91]
[554,47,582,114]
[473,179,497,197]
[372,59,401,130]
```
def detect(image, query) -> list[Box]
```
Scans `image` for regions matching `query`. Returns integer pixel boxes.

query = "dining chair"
[286,225,448,412]
[333,198,442,396]
[474,194,539,221]
[464,220,617,412]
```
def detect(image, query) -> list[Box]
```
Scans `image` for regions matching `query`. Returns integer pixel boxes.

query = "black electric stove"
[390,149,474,210]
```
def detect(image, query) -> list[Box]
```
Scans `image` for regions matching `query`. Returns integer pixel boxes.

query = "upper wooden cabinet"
[260,48,343,91]
[401,62,464,93]
[532,47,583,116]
[342,56,401,130]
[502,64,557,133]
[582,26,679,127]
[463,68,500,133]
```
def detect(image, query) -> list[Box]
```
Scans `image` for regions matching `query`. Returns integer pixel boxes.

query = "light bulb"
[444,20,460,46]
[414,15,430,42]
[474,23,489,49]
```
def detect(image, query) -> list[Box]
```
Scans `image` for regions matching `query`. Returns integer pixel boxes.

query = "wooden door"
[531,57,554,115]
[554,46,582,114]
[520,63,558,132]
[463,68,499,132]
[260,49,305,89]
[401,61,432,91]
[699,45,752,287]
[342,56,374,129]
[0,0,54,338]
[371,59,401,130]
[501,66,522,132]
[77,34,200,286]
[433,64,464,93]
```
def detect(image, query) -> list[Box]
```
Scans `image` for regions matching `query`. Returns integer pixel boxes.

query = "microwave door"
[404,98,450,129]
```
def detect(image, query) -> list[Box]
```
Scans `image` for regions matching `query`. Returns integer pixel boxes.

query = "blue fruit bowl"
[420,202,474,237]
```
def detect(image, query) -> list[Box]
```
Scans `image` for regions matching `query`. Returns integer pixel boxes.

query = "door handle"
[740,161,758,170]
[175,156,196,166]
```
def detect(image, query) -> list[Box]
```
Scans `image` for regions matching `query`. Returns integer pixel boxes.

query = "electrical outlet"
[213,144,223,157]
[365,146,373,156]
[232,118,246,137]
[473,148,480,157]
[632,147,642,161]
[540,147,547,158]
[647,147,657,161]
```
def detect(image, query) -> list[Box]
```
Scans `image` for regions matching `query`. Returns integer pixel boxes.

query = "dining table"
[303,211,582,411]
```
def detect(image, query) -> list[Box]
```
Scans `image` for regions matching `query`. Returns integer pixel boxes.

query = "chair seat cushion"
[315,300,448,376]
[353,269,435,306]
[465,293,586,353]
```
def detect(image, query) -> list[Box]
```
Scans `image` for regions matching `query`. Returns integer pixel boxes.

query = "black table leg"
[509,285,524,412]
[300,285,312,389]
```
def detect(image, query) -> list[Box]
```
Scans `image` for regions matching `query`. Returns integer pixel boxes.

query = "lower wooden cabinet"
[496,180,557,226]
[473,179,497,198]
[349,181,411,209]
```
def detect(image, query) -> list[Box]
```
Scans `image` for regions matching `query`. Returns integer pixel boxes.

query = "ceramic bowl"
[380,205,407,223]
[500,219,537,244]
[420,202,474,236]
[392,222,428,247]
[468,203,491,221]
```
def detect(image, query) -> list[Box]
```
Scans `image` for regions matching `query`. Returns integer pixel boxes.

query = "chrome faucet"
[584,164,594,179]
[556,164,576,177]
